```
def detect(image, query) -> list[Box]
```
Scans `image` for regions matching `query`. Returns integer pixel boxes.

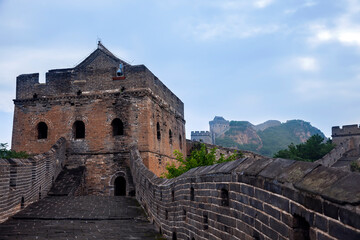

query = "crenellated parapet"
[332,124,360,137]
[130,144,360,240]
[191,131,211,135]
[190,131,213,144]
[15,46,184,116]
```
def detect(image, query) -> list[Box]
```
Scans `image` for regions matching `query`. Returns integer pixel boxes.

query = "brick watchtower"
[11,42,186,194]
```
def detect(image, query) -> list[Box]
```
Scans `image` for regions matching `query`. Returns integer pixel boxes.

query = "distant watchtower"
[332,124,360,156]
[209,116,230,144]
[11,42,186,194]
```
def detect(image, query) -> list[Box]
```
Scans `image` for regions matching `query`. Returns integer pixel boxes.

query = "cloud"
[308,0,360,48]
[254,0,274,8]
[189,15,279,41]
[284,0,317,15]
[296,57,319,72]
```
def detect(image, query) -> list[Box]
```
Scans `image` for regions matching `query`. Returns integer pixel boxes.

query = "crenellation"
[332,124,360,136]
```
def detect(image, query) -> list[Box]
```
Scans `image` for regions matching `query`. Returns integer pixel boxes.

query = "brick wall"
[130,145,360,240]
[0,138,66,223]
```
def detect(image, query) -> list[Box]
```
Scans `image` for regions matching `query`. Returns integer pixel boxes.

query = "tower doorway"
[114,176,126,196]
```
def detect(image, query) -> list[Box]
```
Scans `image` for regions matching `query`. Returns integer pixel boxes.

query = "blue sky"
[1,0,360,146]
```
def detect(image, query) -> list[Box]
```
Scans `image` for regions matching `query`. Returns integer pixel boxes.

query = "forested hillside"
[215,120,325,157]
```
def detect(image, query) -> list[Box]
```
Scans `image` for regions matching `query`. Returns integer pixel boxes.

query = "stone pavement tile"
[0,196,162,240]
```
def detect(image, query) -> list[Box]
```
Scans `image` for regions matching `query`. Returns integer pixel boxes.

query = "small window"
[169,129,173,144]
[172,190,175,202]
[116,63,124,77]
[157,122,161,140]
[37,122,48,139]
[21,197,24,209]
[112,118,124,136]
[221,188,229,207]
[9,163,17,188]
[179,134,182,149]
[203,214,208,230]
[73,121,85,139]
[172,232,177,240]
[190,187,194,201]
[165,210,168,220]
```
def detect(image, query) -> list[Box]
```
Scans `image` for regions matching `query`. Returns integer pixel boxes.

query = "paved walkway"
[0,196,162,240]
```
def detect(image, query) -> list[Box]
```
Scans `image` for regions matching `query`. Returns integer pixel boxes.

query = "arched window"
[37,122,48,139]
[73,121,85,139]
[112,118,124,136]
[169,129,173,144]
[157,122,161,140]
[179,134,182,150]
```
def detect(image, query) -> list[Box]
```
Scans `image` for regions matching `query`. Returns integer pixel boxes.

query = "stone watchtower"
[209,116,230,144]
[11,42,186,195]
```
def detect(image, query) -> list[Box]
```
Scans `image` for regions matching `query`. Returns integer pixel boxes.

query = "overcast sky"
[1,0,360,146]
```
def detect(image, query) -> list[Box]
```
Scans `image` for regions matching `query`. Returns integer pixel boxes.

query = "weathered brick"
[329,219,360,239]
[315,214,328,232]
[270,218,290,238]
[264,204,280,220]
[339,207,360,229]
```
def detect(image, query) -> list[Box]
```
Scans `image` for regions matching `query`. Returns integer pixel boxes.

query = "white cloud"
[189,15,279,41]
[308,0,360,48]
[254,0,274,8]
[284,1,317,15]
[296,57,319,72]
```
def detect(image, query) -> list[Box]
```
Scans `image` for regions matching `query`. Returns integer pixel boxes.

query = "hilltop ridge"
[215,119,325,156]
[192,117,325,157]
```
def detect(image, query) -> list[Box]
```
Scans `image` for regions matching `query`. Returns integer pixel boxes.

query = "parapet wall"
[130,145,360,240]
[332,124,360,136]
[191,131,211,136]
[0,138,66,223]
[315,139,352,168]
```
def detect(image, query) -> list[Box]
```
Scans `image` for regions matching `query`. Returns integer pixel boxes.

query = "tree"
[163,143,244,179]
[273,134,334,162]
[0,143,29,159]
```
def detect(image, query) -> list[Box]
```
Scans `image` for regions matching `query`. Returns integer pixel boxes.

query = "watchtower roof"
[75,41,129,69]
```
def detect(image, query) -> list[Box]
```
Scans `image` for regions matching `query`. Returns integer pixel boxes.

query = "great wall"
[1,43,360,239]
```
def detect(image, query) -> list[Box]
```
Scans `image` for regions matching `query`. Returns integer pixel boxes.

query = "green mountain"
[215,120,325,157]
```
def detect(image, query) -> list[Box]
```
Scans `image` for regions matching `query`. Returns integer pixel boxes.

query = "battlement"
[14,44,184,115]
[191,131,211,136]
[332,124,360,137]
[209,116,230,125]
